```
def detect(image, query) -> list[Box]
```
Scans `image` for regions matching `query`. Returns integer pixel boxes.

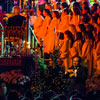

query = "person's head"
[29,9,35,16]
[78,24,86,33]
[52,11,60,19]
[81,14,90,24]
[74,32,82,41]
[82,1,89,8]
[73,7,81,15]
[43,9,51,17]
[72,56,81,67]
[90,16,98,24]
[37,7,43,16]
[61,2,68,10]
[91,3,98,14]
[64,30,73,40]
[62,7,69,15]
[73,2,81,11]
[12,6,20,15]
[85,31,93,40]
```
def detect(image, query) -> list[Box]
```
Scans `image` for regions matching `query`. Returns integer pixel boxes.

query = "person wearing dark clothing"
[66,56,88,97]
[7,6,26,26]
[8,15,26,26]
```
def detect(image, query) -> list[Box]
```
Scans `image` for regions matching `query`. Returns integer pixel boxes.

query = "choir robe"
[37,16,51,40]
[70,40,82,58]
[44,17,59,53]
[70,15,80,30]
[60,39,72,71]
[93,41,100,71]
[34,15,44,36]
[82,39,93,76]
[58,15,71,33]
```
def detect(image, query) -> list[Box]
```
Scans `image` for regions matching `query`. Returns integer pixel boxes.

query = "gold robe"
[82,39,93,76]
[70,15,80,30]
[38,15,51,39]
[70,40,82,58]
[44,17,59,53]
[60,39,72,71]
[34,16,44,36]
[59,15,71,33]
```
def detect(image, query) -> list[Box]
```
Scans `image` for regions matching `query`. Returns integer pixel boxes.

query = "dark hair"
[53,11,60,19]
[38,7,43,16]
[83,1,89,8]
[92,16,98,23]
[73,2,82,11]
[64,30,74,47]
[72,56,81,63]
[82,14,90,23]
[79,24,86,33]
[86,24,94,32]
[75,32,83,41]
[63,8,69,14]
[61,2,69,9]
[73,7,81,15]
[85,31,93,40]
[44,9,52,19]
[92,3,99,14]
[83,7,91,14]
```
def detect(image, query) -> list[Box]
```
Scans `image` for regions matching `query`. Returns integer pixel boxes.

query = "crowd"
[32,0,100,76]
[0,0,100,100]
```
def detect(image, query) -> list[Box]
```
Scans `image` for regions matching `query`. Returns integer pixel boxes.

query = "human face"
[73,57,80,67]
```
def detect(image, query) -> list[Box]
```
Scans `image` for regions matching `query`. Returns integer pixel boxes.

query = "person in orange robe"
[34,7,44,38]
[60,30,74,71]
[44,11,60,54]
[70,7,81,30]
[37,9,51,40]
[70,32,83,58]
[93,32,100,74]
[82,31,93,76]
[59,8,71,33]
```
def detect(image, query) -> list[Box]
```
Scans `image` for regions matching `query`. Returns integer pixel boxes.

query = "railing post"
[32,32,34,49]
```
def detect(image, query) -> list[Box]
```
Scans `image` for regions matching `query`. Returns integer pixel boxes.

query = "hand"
[69,73,75,78]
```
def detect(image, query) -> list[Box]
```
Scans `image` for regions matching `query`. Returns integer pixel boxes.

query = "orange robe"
[82,39,93,76]
[38,16,51,39]
[44,17,59,53]
[59,15,71,33]
[60,39,72,71]
[93,41,100,71]
[70,15,80,30]
[70,40,82,57]
[34,15,44,36]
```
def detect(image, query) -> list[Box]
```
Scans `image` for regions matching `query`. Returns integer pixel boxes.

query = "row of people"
[32,1,100,76]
